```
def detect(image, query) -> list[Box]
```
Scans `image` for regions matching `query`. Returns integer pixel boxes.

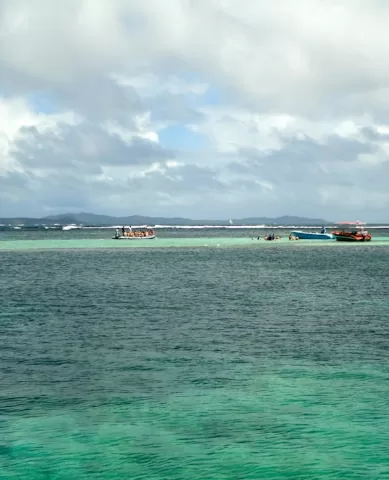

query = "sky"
[1,0,389,221]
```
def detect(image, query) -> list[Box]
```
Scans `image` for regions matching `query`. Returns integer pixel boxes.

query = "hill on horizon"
[0,212,331,226]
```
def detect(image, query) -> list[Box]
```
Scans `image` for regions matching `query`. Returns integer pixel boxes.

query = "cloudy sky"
[1,0,389,221]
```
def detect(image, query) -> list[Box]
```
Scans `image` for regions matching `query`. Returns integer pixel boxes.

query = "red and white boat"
[331,221,372,242]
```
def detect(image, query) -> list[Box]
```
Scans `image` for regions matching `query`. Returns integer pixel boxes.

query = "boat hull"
[333,233,371,242]
[113,235,156,240]
[291,231,333,240]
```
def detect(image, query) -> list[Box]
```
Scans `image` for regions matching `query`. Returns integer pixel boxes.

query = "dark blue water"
[1,245,389,479]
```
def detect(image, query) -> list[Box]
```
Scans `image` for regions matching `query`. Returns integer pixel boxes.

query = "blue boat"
[290,230,334,240]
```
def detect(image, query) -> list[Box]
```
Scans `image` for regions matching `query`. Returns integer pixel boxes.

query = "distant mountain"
[0,212,330,226]
[0,215,75,226]
[0,215,77,226]
[43,212,203,226]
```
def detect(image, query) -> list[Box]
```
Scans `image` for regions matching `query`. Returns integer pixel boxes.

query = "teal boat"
[290,229,333,240]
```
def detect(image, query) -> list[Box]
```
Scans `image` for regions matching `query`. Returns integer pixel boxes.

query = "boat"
[290,229,333,240]
[62,224,81,231]
[114,234,156,240]
[113,226,156,240]
[331,221,372,242]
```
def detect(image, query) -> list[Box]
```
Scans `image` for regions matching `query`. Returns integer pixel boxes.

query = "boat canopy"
[120,225,153,229]
[336,220,366,224]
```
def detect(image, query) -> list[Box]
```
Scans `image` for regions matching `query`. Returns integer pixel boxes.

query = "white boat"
[113,226,156,240]
[113,234,156,240]
[62,224,81,231]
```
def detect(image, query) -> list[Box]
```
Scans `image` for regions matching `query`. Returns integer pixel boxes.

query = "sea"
[1,227,389,479]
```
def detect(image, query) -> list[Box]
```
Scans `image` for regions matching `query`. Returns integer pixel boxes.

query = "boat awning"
[335,221,366,225]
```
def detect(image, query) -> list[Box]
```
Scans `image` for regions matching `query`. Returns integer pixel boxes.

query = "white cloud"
[0,96,79,175]
[1,0,389,220]
[115,74,208,98]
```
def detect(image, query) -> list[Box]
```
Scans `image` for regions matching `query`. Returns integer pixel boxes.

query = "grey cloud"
[0,0,132,87]
[218,132,389,218]
[10,123,174,172]
[280,135,376,163]
[0,171,39,216]
[129,164,225,194]
[147,93,205,125]
[0,170,29,187]
[54,77,205,126]
[1,0,389,121]
[37,181,90,211]
[0,158,226,218]
[359,126,389,143]
[127,136,175,164]
[233,134,377,185]
[3,0,389,219]
[54,76,143,122]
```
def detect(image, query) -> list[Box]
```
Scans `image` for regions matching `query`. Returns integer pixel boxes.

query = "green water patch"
[1,236,389,251]
[1,362,388,479]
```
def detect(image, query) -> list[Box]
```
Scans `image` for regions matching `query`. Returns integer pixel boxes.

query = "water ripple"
[0,246,389,478]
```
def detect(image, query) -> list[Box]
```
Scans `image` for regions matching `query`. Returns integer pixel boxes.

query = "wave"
[2,224,389,231]
[84,224,389,230]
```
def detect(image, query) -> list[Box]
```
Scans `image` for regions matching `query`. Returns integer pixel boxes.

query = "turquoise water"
[1,227,389,250]
[1,230,389,478]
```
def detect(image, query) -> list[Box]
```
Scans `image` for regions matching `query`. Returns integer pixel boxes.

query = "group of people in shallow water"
[264,233,281,241]
[251,233,281,241]
[115,226,155,238]
[251,226,328,241]
[288,234,300,241]
[250,233,302,241]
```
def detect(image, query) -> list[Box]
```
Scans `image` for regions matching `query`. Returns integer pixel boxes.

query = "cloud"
[1,0,389,220]
[11,123,174,171]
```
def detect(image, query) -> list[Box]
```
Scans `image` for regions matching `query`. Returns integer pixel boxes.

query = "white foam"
[43,223,389,230]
